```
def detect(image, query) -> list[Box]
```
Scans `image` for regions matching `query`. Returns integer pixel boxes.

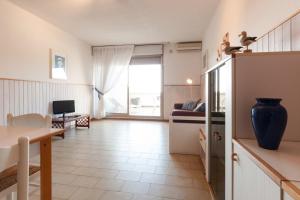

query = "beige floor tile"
[30,174,41,185]
[148,184,186,199]
[146,159,170,167]
[139,153,160,160]
[34,184,78,199]
[52,184,78,199]
[183,188,212,200]
[95,178,125,191]
[52,173,78,185]
[121,181,150,194]
[132,194,164,200]
[111,163,137,171]
[155,167,201,178]
[179,156,201,163]
[127,158,148,165]
[116,170,141,181]
[168,162,191,169]
[53,164,77,173]
[158,154,182,161]
[29,195,63,200]
[40,120,211,200]
[99,191,133,200]
[164,175,194,187]
[70,175,100,188]
[192,177,210,190]
[140,173,166,184]
[29,185,40,194]
[68,187,105,200]
[134,164,156,173]
[155,167,183,176]
[52,158,79,166]
[189,163,204,170]
[71,167,118,178]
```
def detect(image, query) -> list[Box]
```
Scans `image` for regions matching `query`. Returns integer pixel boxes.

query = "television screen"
[53,100,75,114]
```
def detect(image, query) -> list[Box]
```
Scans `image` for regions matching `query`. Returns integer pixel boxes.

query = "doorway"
[128,62,162,117]
[106,55,163,118]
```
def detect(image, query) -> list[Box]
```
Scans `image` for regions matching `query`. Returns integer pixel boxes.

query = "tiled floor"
[30,120,211,200]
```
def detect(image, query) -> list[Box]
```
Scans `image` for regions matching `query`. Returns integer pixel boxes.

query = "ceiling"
[9,0,219,45]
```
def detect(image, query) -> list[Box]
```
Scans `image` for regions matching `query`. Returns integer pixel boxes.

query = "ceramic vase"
[251,98,287,150]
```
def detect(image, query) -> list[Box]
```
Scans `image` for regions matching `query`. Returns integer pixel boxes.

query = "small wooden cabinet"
[233,143,281,200]
[52,114,90,138]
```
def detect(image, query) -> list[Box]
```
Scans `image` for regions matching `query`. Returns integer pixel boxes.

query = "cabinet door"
[233,144,281,200]
[283,191,294,200]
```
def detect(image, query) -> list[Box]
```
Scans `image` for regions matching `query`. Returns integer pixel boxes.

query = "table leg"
[40,137,52,200]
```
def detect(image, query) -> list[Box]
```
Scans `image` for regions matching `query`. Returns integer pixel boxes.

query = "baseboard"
[102,117,169,122]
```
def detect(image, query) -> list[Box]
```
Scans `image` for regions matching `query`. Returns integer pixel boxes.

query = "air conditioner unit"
[176,41,202,51]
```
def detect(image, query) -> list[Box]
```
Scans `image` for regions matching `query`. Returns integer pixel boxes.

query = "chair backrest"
[7,113,51,128]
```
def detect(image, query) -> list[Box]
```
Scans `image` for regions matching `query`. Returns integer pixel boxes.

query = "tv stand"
[52,114,90,139]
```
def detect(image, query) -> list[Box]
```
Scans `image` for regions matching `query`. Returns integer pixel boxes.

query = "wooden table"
[0,126,64,200]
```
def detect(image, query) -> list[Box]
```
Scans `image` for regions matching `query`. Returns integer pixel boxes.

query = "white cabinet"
[283,192,294,200]
[205,52,300,200]
[233,143,281,200]
[282,181,300,200]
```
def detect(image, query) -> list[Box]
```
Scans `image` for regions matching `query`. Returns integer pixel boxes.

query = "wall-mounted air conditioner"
[176,41,202,51]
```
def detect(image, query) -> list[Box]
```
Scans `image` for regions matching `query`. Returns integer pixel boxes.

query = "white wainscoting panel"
[0,79,92,125]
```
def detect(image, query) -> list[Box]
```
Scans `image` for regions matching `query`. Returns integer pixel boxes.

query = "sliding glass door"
[106,56,162,118]
[128,62,162,117]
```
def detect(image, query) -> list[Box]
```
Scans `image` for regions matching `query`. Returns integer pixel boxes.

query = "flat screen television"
[53,100,75,115]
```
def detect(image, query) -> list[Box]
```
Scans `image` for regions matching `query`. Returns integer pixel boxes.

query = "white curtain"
[93,45,134,119]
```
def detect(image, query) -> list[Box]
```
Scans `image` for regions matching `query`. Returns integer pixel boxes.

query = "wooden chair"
[7,113,52,128]
[0,113,52,199]
[0,136,40,200]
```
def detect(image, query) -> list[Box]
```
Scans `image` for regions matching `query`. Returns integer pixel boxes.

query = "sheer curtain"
[93,45,134,119]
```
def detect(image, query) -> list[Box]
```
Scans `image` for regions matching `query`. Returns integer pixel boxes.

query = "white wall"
[164,43,202,85]
[202,0,300,68]
[0,0,93,122]
[163,43,202,119]
[0,0,92,85]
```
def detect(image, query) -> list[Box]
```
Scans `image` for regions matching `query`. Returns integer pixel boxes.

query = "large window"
[129,56,162,117]
[106,55,162,117]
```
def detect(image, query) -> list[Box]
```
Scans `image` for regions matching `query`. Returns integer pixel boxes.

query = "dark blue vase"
[251,98,287,150]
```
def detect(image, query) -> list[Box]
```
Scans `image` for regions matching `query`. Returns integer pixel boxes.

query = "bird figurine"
[223,32,230,43]
[221,41,242,55]
[239,31,257,53]
[216,47,222,62]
